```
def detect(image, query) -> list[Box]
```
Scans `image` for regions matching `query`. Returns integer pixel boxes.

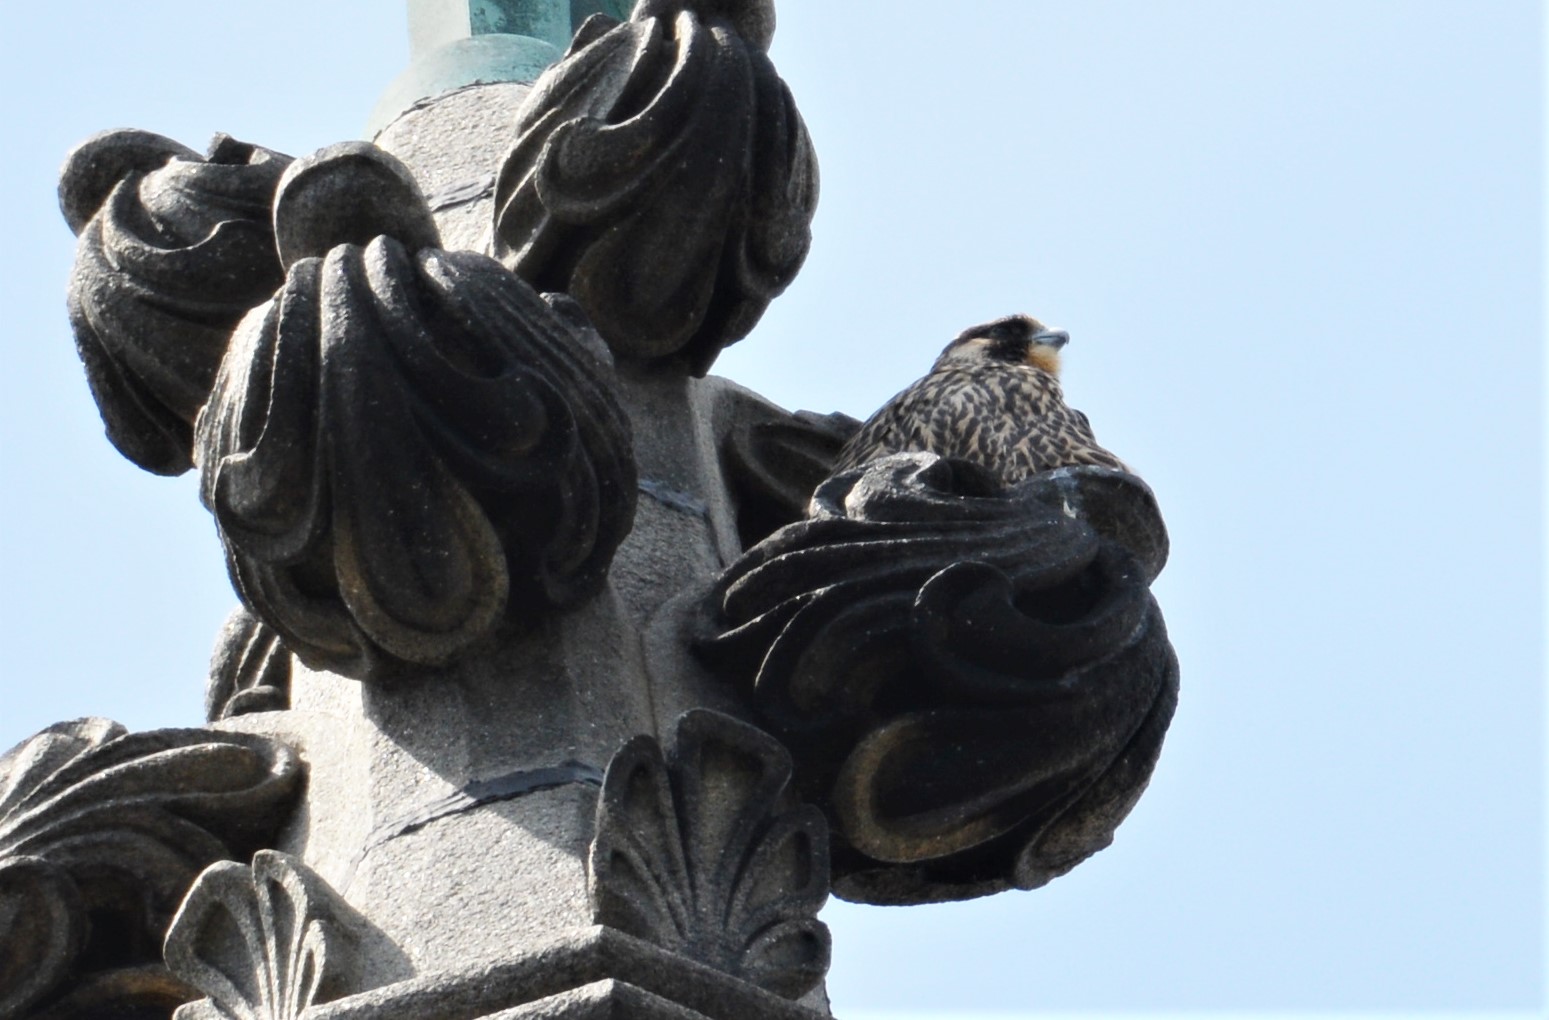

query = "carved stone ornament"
[492,0,819,374]
[700,453,1179,904]
[194,143,637,679]
[0,719,302,1019]
[205,608,292,723]
[717,405,862,550]
[163,851,361,1020]
[60,131,293,476]
[590,710,831,1000]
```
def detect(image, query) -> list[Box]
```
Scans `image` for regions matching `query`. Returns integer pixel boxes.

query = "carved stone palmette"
[493,0,818,375]
[590,710,831,1000]
[0,720,302,1019]
[700,453,1179,904]
[195,144,637,679]
[60,131,292,476]
[164,852,360,1020]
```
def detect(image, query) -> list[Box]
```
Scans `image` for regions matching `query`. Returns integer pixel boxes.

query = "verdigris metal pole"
[369,0,591,136]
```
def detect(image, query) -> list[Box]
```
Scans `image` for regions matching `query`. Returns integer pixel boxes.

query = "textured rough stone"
[590,711,830,999]
[214,589,654,985]
[0,720,302,1018]
[294,927,827,1020]
[34,1,1182,1009]
[718,409,861,550]
[165,851,363,1020]
[700,453,1179,904]
[59,131,291,475]
[374,82,536,252]
[492,0,818,374]
[271,143,442,267]
[195,147,637,679]
[205,607,291,721]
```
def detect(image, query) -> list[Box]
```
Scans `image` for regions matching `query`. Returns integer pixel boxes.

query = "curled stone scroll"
[493,0,818,374]
[0,719,302,1018]
[195,144,637,680]
[60,131,293,476]
[700,453,1179,904]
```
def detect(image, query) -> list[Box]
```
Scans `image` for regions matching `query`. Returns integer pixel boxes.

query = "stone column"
[7,1,1179,1017]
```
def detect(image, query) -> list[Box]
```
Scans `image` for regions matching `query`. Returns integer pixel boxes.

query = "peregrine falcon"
[831,314,1125,485]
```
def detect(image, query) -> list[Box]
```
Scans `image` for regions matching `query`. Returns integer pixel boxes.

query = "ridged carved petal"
[590,710,830,1000]
[196,233,637,680]
[718,404,861,550]
[493,1,818,374]
[0,720,302,1017]
[60,131,292,475]
[700,453,1179,904]
[205,608,292,723]
[164,852,360,1020]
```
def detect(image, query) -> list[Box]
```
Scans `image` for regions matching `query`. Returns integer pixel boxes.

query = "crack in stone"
[359,762,605,858]
[638,478,711,521]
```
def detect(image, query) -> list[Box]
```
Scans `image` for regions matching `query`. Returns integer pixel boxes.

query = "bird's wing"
[831,376,945,474]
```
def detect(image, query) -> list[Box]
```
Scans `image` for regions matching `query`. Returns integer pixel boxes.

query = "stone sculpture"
[4,1,1179,1016]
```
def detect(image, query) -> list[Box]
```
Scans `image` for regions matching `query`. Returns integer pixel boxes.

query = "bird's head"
[934,314,1069,375]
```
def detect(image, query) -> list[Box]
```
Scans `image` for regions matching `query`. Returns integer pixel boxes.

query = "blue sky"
[0,2,1542,1015]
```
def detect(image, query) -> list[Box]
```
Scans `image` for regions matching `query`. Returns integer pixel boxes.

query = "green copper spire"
[369,0,632,136]
[411,0,571,57]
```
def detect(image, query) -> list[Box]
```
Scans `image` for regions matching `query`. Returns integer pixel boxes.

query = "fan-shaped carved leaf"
[196,211,637,679]
[493,0,818,375]
[699,453,1179,904]
[164,852,360,1020]
[60,131,292,475]
[590,710,830,999]
[0,720,302,1017]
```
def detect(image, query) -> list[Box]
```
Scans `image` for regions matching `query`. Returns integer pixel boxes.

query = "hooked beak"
[1032,328,1070,349]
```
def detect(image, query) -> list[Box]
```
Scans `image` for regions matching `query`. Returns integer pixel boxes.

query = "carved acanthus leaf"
[493,0,818,374]
[700,453,1179,904]
[195,144,637,680]
[0,720,302,1018]
[60,131,292,475]
[164,852,360,1020]
[590,710,830,1000]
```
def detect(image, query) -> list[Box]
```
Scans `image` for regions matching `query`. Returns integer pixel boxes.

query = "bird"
[830,314,1126,485]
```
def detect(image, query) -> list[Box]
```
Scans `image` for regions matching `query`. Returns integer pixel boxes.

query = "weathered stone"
[590,711,830,1000]
[700,453,1179,904]
[165,851,363,1020]
[279,927,827,1020]
[60,132,292,475]
[212,593,652,987]
[196,148,637,679]
[206,607,291,722]
[22,967,194,1020]
[718,408,861,550]
[272,143,442,268]
[32,0,1184,1009]
[492,0,818,374]
[0,720,302,1018]
[374,82,536,252]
